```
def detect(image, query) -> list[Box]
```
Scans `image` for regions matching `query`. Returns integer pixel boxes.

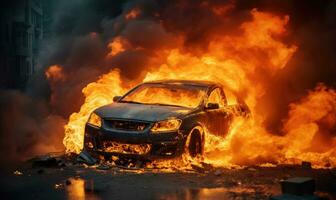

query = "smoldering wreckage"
[1,0,336,199]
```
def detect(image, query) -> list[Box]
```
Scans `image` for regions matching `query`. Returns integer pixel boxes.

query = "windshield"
[120,83,207,108]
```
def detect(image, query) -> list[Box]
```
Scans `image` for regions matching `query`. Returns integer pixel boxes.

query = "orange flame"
[58,9,335,168]
[45,65,65,82]
[45,65,66,108]
[63,69,128,153]
[283,85,336,166]
[125,8,141,20]
[107,37,128,57]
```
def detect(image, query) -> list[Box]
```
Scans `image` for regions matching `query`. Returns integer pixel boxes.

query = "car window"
[121,83,207,108]
[224,89,238,105]
[207,88,225,108]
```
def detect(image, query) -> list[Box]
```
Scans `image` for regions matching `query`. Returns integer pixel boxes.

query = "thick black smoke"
[0,0,335,164]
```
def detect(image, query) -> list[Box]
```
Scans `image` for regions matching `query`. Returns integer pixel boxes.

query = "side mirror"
[205,103,219,110]
[113,96,122,102]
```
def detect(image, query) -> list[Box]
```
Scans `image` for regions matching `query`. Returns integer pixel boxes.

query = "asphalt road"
[0,161,335,200]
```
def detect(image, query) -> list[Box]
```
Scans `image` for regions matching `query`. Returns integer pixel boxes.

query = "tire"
[185,126,204,160]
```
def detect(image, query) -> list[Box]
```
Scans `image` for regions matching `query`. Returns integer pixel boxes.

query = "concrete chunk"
[32,155,58,168]
[77,150,97,165]
[281,177,315,196]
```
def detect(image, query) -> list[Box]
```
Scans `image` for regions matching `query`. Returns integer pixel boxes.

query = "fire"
[45,65,65,82]
[63,69,128,153]
[57,8,336,168]
[125,8,141,20]
[46,65,66,108]
[283,85,336,165]
[107,37,128,57]
[203,85,336,168]
[122,84,206,108]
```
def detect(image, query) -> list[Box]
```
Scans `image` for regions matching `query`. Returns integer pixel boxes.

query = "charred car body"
[84,80,249,159]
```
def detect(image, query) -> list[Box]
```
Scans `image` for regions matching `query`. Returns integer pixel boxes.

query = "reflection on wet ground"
[2,165,335,200]
[64,177,274,200]
[63,176,334,200]
[157,187,271,200]
[66,178,100,200]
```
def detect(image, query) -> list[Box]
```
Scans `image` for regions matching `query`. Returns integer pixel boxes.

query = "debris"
[30,153,68,168]
[57,160,66,167]
[247,167,257,171]
[81,163,89,168]
[54,183,63,189]
[77,150,97,165]
[214,169,223,176]
[191,164,206,173]
[200,162,214,171]
[32,155,58,168]
[116,164,142,170]
[111,156,118,161]
[301,161,312,169]
[96,163,111,170]
[280,177,315,196]
[13,170,23,176]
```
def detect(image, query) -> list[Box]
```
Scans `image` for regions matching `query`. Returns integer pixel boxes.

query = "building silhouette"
[0,0,44,89]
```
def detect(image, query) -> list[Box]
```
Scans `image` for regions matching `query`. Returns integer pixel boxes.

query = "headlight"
[87,112,102,128]
[151,118,182,133]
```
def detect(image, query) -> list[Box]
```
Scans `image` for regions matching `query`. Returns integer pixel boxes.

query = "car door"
[204,87,232,137]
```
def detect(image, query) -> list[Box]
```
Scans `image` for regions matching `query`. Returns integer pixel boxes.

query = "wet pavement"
[1,162,335,200]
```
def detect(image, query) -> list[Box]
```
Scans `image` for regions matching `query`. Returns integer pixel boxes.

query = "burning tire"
[185,126,204,161]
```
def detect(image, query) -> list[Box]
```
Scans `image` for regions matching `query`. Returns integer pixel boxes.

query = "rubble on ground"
[7,153,335,199]
[13,170,23,176]
[271,177,323,200]
[281,177,315,196]
[77,150,97,165]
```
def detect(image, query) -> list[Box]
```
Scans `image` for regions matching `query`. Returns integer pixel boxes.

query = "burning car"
[84,80,249,159]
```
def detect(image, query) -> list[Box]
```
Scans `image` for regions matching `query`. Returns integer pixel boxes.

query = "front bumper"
[84,123,185,159]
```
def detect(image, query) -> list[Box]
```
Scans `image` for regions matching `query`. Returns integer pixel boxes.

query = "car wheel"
[185,126,204,160]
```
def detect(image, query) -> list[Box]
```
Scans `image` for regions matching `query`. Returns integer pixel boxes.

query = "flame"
[125,8,141,20]
[203,85,336,168]
[63,69,128,153]
[45,65,66,108]
[45,65,65,82]
[107,37,128,57]
[283,85,336,165]
[58,9,336,168]
[122,84,206,108]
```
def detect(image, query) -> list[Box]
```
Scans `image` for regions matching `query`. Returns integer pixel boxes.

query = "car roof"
[143,79,220,88]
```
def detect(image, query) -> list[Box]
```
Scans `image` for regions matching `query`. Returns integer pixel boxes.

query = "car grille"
[102,141,151,155]
[104,119,150,131]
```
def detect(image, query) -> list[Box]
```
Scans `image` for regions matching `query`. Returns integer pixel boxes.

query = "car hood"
[94,102,193,122]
